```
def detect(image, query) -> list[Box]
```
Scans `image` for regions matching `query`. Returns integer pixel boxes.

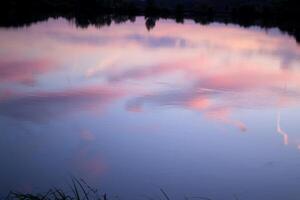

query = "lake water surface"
[1,17,300,200]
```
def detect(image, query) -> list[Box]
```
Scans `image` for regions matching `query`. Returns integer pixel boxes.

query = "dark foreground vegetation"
[6,178,111,200]
[0,0,299,42]
[4,178,236,200]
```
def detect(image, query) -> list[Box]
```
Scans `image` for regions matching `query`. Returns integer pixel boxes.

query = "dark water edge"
[4,178,214,200]
[1,12,299,45]
[0,0,299,43]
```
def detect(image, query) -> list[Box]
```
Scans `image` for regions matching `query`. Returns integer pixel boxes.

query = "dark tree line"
[1,0,297,17]
[0,0,299,42]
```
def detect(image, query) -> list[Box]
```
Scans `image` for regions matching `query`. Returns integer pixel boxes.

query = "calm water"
[1,17,300,199]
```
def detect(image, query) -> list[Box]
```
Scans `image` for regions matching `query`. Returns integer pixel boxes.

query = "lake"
[1,17,300,200]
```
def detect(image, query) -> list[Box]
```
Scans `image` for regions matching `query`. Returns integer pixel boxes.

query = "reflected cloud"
[205,108,247,132]
[80,129,96,142]
[1,17,300,148]
[277,112,289,145]
[46,26,189,49]
[126,89,248,131]
[0,85,125,122]
[105,63,179,82]
[47,31,110,46]
[71,129,105,177]
[0,59,54,85]
[126,34,188,48]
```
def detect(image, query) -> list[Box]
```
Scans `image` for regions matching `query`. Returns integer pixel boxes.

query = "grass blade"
[160,189,170,200]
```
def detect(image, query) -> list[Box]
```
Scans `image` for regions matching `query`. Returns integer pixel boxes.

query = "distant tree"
[127,2,138,15]
[193,2,215,17]
[273,0,299,20]
[145,0,159,16]
[76,0,97,12]
[175,4,184,23]
[145,17,157,31]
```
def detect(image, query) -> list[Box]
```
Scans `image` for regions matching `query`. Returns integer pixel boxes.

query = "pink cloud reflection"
[1,18,300,149]
[0,59,54,85]
[71,130,106,177]
[0,85,125,122]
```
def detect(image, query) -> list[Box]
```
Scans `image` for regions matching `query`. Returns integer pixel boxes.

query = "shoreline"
[1,12,299,43]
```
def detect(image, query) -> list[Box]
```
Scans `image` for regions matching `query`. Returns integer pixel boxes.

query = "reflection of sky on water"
[1,18,300,199]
